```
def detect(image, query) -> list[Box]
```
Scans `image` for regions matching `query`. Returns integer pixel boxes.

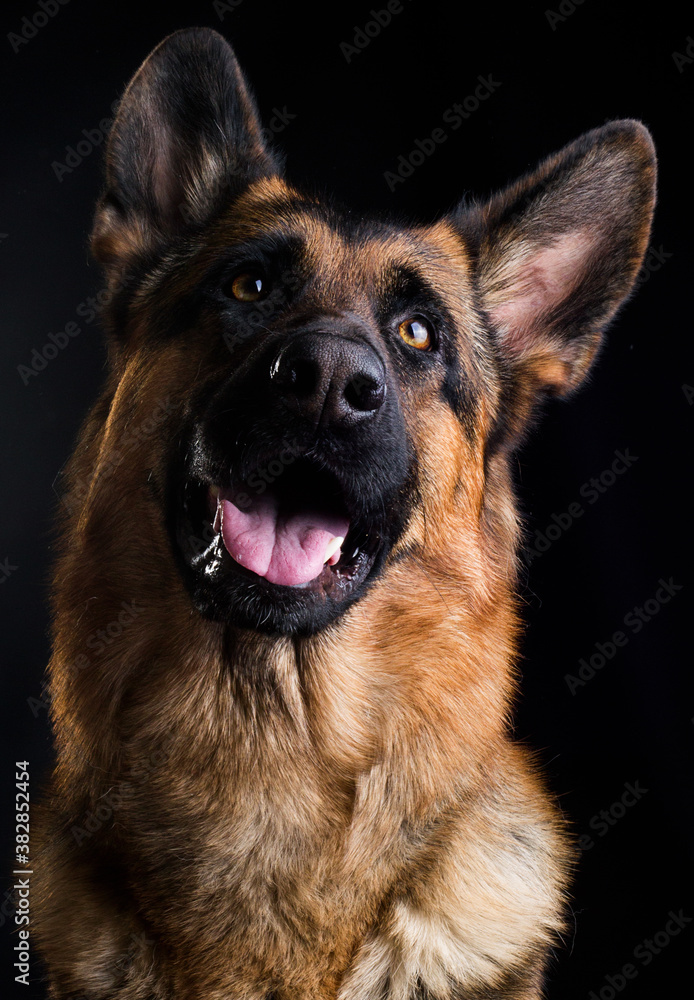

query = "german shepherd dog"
[34,27,656,1000]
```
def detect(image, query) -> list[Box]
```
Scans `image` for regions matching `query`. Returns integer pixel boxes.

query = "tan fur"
[33,28,656,1000]
[34,188,570,999]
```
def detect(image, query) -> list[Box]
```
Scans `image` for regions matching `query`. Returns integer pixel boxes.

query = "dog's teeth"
[324,536,344,565]
[209,486,222,532]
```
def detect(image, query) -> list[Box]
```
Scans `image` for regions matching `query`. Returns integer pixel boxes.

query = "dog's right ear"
[91,28,280,272]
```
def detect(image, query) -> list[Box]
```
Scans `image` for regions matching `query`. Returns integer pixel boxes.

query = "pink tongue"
[218,492,350,586]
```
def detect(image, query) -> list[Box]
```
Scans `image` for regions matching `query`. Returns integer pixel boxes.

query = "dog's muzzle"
[169,321,412,635]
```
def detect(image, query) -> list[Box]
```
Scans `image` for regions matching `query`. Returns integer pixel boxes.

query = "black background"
[1,1,692,998]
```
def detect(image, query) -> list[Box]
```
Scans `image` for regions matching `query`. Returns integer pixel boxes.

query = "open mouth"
[174,452,386,631]
[205,460,380,592]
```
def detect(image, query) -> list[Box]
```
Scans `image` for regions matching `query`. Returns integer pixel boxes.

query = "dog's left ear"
[92,27,280,270]
[455,120,656,405]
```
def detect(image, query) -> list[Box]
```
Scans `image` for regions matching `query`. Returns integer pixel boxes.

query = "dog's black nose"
[271,334,386,426]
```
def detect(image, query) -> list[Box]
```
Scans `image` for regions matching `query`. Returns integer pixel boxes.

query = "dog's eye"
[226,272,266,302]
[398,318,433,351]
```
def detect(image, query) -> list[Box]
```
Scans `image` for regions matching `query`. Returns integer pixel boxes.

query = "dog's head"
[83,28,655,637]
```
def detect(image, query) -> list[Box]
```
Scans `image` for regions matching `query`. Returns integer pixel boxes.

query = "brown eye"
[398,318,433,351]
[228,272,266,302]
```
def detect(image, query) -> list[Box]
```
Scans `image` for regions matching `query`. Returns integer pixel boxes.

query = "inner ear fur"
[91,27,281,271]
[456,120,656,400]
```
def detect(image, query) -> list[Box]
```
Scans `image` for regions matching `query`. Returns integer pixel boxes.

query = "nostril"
[344,373,386,412]
[287,358,318,397]
[274,354,319,398]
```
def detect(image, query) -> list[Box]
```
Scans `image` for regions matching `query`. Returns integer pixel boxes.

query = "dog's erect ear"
[457,120,656,408]
[92,28,280,269]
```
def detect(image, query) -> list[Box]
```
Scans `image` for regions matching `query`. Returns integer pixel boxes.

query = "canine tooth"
[324,536,344,565]
[210,486,222,532]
